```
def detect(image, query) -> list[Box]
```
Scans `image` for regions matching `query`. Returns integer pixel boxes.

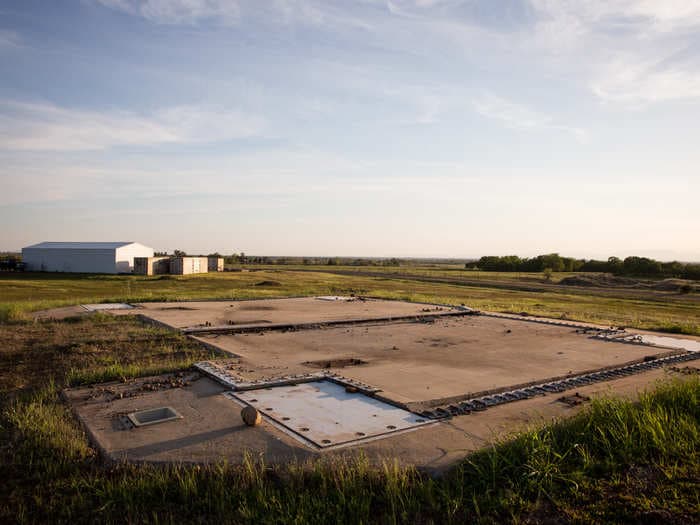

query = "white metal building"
[22,242,154,274]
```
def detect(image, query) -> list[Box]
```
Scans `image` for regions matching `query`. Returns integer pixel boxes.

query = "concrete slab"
[115,297,456,329]
[60,298,700,472]
[64,368,691,473]
[64,375,314,465]
[196,316,664,404]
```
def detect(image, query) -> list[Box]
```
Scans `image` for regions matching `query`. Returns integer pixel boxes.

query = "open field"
[2,268,698,334]
[0,316,700,524]
[1,313,698,523]
[1,270,699,523]
[252,265,700,304]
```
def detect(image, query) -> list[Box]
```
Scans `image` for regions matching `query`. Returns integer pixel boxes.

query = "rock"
[241,406,261,426]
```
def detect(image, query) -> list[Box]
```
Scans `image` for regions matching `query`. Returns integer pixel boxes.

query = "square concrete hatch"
[226,381,432,449]
[127,406,182,427]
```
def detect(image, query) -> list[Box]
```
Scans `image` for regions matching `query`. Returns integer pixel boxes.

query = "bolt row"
[421,352,700,419]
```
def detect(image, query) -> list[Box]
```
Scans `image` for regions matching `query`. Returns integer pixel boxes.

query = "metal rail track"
[184,309,477,335]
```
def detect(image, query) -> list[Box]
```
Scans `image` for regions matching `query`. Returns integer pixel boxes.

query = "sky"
[1,1,699,260]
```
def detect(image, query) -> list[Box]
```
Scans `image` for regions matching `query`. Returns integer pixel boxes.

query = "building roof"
[23,242,138,250]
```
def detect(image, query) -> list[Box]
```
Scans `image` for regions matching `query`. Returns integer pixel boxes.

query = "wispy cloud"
[94,0,373,29]
[95,0,241,25]
[591,56,700,103]
[472,93,585,140]
[379,1,700,106]
[532,1,700,33]
[0,147,477,210]
[0,101,264,151]
[0,29,20,48]
[530,1,700,104]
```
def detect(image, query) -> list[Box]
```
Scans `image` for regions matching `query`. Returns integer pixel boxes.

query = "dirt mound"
[652,279,696,292]
[254,280,282,287]
[559,273,643,288]
[558,275,597,287]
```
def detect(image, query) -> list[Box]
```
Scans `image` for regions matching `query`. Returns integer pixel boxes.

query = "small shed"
[208,256,224,272]
[134,256,171,276]
[170,256,209,275]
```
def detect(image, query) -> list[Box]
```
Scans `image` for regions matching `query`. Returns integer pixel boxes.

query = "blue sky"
[1,0,699,259]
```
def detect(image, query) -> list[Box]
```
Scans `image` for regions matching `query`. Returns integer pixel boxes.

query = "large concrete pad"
[62,297,699,471]
[121,297,453,329]
[65,368,689,473]
[197,316,663,405]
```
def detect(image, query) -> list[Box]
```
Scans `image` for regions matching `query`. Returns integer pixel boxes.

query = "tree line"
[470,254,700,279]
[223,254,404,266]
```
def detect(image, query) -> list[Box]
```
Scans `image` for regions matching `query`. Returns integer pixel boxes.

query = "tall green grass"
[2,377,698,523]
[65,358,203,387]
[0,303,26,323]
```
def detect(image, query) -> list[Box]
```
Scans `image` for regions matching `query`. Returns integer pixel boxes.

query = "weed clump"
[0,303,26,323]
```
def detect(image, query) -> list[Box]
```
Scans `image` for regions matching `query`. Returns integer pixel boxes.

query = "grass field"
[1,314,698,523]
[250,264,585,282]
[1,269,699,523]
[2,268,698,334]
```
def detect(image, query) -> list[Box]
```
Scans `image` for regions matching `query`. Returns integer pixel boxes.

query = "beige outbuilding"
[170,256,209,275]
[133,257,171,276]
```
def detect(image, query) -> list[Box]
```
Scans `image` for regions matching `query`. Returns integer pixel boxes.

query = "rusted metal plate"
[229,381,431,449]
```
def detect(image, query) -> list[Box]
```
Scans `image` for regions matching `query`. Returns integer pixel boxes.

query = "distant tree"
[662,261,684,277]
[562,257,583,272]
[473,252,697,278]
[607,256,623,274]
[580,259,609,272]
[327,258,338,266]
[623,256,662,276]
[683,264,700,280]
[173,249,186,257]
[538,254,565,272]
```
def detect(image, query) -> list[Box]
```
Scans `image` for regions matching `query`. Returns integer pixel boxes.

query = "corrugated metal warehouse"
[22,242,154,274]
